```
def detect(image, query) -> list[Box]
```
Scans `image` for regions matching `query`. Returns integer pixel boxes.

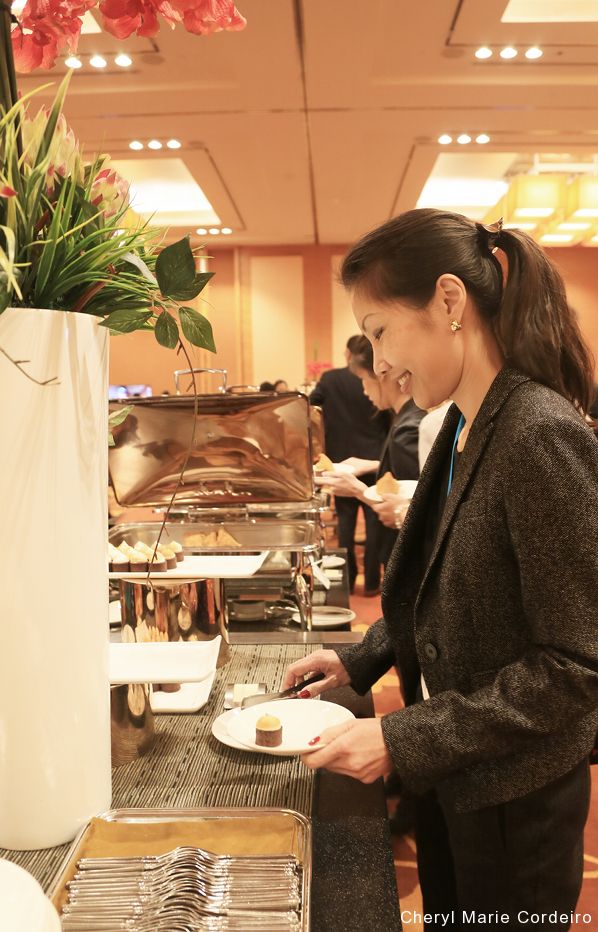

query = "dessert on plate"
[255,713,283,747]
[375,471,400,496]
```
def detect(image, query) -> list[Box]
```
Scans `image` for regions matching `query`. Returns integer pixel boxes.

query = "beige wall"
[109,244,598,392]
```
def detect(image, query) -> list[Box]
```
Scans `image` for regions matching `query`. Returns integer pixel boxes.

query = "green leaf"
[108,403,134,429]
[155,310,179,349]
[179,306,216,352]
[99,308,153,333]
[155,235,213,300]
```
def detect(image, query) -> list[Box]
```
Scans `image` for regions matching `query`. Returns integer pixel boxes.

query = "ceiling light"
[166,139,182,149]
[147,140,163,150]
[539,233,574,244]
[506,174,567,220]
[475,134,490,144]
[64,56,82,69]
[208,228,221,235]
[221,228,233,235]
[129,140,144,151]
[417,178,509,210]
[556,222,592,231]
[89,54,107,69]
[475,46,493,60]
[196,228,208,235]
[525,46,543,60]
[438,134,452,145]
[565,176,598,219]
[457,134,472,145]
[500,46,518,59]
[114,53,133,67]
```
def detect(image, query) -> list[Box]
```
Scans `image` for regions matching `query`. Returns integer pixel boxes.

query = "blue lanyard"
[447,414,465,497]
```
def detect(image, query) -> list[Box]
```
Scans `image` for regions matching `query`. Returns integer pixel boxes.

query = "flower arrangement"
[0,74,217,358]
[306,360,333,380]
[6,0,246,72]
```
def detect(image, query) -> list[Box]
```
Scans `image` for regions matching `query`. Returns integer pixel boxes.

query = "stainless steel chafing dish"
[109,389,326,641]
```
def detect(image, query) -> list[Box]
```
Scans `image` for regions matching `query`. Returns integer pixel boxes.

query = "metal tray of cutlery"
[48,807,311,931]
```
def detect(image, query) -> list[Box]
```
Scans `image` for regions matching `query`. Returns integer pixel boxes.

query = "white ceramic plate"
[211,708,251,750]
[0,859,61,932]
[109,552,268,581]
[363,479,418,504]
[291,606,355,629]
[150,670,217,714]
[223,698,355,755]
[321,555,346,569]
[108,637,221,685]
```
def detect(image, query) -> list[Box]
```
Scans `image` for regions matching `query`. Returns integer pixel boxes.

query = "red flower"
[11,0,245,71]
[0,186,18,198]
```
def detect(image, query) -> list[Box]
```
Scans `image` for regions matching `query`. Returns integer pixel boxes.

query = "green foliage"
[0,75,217,353]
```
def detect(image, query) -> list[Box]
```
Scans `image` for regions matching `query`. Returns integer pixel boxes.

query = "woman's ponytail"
[494,228,595,414]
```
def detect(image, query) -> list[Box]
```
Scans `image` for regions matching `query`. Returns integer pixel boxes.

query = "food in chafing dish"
[313,453,334,473]
[109,543,129,572]
[255,713,283,747]
[186,527,241,548]
[110,538,184,572]
[375,471,401,496]
[167,540,184,562]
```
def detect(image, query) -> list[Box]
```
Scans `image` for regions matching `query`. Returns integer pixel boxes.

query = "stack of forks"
[59,844,303,931]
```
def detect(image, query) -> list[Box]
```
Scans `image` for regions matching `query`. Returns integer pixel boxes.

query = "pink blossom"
[0,186,17,198]
[11,0,96,72]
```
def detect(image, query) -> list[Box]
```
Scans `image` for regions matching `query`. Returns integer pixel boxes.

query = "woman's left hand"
[300,717,394,784]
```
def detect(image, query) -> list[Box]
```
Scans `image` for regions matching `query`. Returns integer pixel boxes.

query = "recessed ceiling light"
[557,222,592,231]
[503,222,537,231]
[457,134,472,145]
[196,228,208,235]
[438,134,453,145]
[129,140,144,151]
[500,46,518,59]
[208,228,221,235]
[64,56,82,69]
[475,46,493,60]
[475,134,490,144]
[166,139,182,149]
[114,53,133,67]
[89,54,107,69]
[147,140,163,150]
[221,228,233,235]
[525,46,543,60]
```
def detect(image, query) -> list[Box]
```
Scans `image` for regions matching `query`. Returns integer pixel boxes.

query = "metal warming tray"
[109,392,315,507]
[47,807,311,930]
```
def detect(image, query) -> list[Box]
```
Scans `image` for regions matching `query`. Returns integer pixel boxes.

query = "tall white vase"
[0,308,112,849]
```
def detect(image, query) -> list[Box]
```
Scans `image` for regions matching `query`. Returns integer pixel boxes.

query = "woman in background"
[286,209,598,930]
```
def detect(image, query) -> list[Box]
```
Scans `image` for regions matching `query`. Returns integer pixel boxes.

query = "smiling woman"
[284,206,598,930]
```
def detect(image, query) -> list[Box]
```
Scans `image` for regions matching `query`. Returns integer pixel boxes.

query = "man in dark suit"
[309,336,387,593]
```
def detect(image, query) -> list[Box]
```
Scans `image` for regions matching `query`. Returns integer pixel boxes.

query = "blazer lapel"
[382,368,531,621]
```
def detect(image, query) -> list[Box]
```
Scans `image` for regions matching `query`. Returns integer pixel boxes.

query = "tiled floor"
[349,581,598,929]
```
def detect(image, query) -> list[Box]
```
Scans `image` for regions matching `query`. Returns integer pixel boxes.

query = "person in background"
[273,379,289,392]
[286,209,598,930]
[310,335,388,594]
[259,380,275,392]
[317,334,425,566]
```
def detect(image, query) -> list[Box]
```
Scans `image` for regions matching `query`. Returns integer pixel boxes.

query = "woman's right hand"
[282,650,350,697]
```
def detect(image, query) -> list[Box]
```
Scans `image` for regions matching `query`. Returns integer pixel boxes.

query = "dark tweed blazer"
[337,368,598,812]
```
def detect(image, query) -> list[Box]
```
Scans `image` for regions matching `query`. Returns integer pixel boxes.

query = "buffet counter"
[1,642,401,931]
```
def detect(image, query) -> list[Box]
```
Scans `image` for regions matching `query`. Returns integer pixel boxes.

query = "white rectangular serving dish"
[108,637,221,686]
[109,552,269,581]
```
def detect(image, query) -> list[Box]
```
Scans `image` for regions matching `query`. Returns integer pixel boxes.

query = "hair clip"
[476,218,503,251]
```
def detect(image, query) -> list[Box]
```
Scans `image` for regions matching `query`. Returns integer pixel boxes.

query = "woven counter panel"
[1,644,315,890]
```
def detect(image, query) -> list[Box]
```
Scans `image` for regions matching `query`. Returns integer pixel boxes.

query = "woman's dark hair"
[340,208,595,414]
[259,380,275,392]
[349,334,375,376]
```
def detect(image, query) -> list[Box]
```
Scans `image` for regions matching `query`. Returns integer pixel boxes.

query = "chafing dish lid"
[109,393,315,507]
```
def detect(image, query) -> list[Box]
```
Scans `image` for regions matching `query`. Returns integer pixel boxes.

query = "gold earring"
[450,320,462,332]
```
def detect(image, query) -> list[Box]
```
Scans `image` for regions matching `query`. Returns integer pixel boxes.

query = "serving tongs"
[240,673,325,709]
